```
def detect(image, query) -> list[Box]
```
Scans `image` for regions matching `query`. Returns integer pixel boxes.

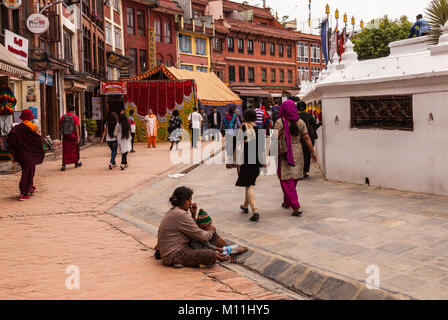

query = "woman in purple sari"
[274,100,316,216]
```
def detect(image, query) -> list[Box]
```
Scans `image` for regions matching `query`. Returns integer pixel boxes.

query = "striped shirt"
[255,108,265,125]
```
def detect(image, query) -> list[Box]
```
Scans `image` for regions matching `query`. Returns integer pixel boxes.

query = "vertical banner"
[148,27,156,70]
[320,18,329,66]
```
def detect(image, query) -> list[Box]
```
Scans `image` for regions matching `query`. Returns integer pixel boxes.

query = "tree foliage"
[426,0,448,44]
[352,16,411,60]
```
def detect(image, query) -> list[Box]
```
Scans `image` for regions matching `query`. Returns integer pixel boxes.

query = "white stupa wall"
[305,28,448,196]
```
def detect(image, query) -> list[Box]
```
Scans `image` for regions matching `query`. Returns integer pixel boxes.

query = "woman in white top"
[101,112,119,170]
[117,113,132,170]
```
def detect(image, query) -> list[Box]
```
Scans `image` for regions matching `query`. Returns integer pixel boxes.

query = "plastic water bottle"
[221,245,238,255]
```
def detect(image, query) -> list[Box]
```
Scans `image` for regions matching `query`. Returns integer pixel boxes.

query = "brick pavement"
[114,161,448,300]
[0,143,288,300]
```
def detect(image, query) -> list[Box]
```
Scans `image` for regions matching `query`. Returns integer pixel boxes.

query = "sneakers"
[240,205,249,214]
[18,194,30,201]
[29,186,37,196]
[250,213,260,222]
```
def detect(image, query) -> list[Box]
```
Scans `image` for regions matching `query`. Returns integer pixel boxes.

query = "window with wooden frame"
[279,44,284,57]
[239,66,245,82]
[238,38,244,53]
[350,95,413,131]
[261,68,267,82]
[287,44,292,58]
[228,65,235,82]
[227,37,234,52]
[260,41,266,55]
[279,69,284,83]
[270,43,275,56]
[247,39,254,54]
[271,68,276,82]
[126,7,135,35]
[137,10,145,36]
[154,19,161,42]
[248,67,255,83]
[164,22,172,43]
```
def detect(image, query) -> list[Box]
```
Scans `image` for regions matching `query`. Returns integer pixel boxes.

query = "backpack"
[272,107,280,125]
[61,115,75,136]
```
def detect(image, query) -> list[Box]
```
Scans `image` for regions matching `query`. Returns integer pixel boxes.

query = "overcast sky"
[232,0,429,31]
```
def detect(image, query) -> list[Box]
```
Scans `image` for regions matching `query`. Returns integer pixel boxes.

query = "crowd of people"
[155,97,322,268]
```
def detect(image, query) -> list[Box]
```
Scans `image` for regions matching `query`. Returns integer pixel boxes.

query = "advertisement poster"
[5,29,29,65]
[100,81,127,95]
[92,97,102,120]
[26,85,35,102]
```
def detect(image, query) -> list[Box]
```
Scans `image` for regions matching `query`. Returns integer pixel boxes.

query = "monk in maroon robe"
[7,109,44,200]
[60,104,82,171]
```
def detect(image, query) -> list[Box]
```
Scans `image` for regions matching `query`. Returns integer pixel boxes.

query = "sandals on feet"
[282,203,290,209]
[291,209,303,217]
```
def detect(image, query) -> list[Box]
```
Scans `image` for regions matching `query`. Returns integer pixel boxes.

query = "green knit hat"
[196,209,212,226]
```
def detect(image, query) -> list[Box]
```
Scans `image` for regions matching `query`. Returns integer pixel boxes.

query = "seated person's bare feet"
[230,246,248,256]
[216,252,230,262]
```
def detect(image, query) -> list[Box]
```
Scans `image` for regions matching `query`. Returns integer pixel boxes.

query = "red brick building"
[122,0,180,76]
[210,0,300,108]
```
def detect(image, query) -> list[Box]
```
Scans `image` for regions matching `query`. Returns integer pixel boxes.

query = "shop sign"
[148,27,156,69]
[5,30,28,65]
[119,66,130,78]
[27,13,50,34]
[46,71,54,86]
[100,81,127,95]
[92,97,102,121]
[3,0,22,9]
[37,72,46,84]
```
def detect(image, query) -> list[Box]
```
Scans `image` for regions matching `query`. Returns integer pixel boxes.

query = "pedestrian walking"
[207,106,221,141]
[6,109,44,201]
[275,100,316,216]
[410,14,431,38]
[101,112,119,170]
[188,107,202,149]
[128,110,136,153]
[223,105,241,160]
[145,109,158,148]
[297,101,321,178]
[117,114,132,170]
[168,109,183,151]
[199,108,208,141]
[254,105,265,129]
[236,109,266,222]
[60,104,82,171]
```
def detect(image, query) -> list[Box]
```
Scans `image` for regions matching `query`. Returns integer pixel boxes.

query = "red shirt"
[60,112,80,138]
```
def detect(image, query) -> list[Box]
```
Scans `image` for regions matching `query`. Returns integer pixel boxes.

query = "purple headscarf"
[279,100,300,166]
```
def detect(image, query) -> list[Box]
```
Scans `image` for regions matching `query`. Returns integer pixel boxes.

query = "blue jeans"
[107,141,118,165]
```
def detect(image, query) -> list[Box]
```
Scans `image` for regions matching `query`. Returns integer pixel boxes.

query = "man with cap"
[7,109,45,200]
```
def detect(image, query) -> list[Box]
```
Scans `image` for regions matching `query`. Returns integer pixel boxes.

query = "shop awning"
[167,67,242,106]
[231,87,272,98]
[0,43,33,79]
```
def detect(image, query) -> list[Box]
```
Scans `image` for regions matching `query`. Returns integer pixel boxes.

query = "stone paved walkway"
[115,161,448,299]
[0,143,288,300]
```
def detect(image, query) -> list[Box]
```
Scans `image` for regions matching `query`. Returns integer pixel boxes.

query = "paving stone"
[330,244,368,257]
[355,288,386,300]
[294,270,327,297]
[276,264,308,288]
[383,275,426,291]
[316,277,360,300]
[378,243,417,255]
[262,260,292,282]
[243,252,274,273]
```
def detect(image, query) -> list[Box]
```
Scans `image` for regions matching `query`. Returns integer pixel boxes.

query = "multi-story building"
[104,0,131,80]
[297,33,325,83]
[210,0,300,108]
[122,0,180,76]
[175,0,214,73]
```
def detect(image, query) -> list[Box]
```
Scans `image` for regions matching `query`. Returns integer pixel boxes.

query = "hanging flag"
[320,18,329,66]
[329,27,337,61]
[339,28,346,60]
[308,0,311,27]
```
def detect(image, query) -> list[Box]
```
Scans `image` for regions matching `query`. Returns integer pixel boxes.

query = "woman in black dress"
[168,109,183,151]
[236,109,266,222]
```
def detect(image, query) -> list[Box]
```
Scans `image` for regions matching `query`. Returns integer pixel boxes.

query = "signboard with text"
[92,97,102,120]
[3,0,22,9]
[27,13,50,34]
[148,27,156,70]
[5,29,29,65]
[100,81,127,95]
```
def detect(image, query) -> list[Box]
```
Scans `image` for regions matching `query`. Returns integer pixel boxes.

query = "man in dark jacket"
[297,101,322,178]
[207,107,221,141]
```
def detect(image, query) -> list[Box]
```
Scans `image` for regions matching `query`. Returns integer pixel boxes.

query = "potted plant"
[82,118,98,143]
